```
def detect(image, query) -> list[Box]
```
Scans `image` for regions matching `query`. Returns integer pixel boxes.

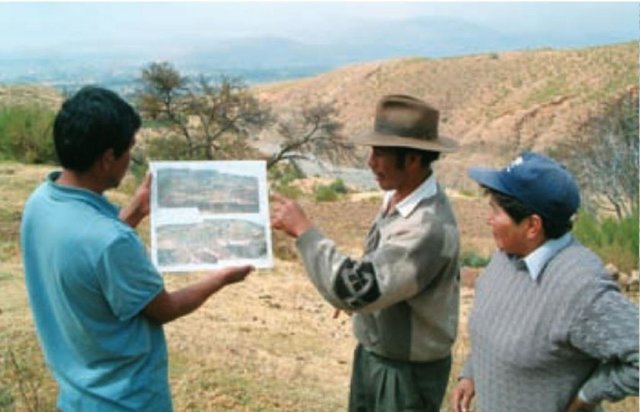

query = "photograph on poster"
[150,161,273,272]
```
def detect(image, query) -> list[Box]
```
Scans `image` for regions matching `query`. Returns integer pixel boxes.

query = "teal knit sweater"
[461,238,639,411]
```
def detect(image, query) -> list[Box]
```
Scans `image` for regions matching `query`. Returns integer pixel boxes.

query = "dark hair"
[487,188,572,239]
[53,86,141,172]
[394,147,440,169]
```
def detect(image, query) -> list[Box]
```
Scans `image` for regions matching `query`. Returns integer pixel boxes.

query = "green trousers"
[348,344,451,412]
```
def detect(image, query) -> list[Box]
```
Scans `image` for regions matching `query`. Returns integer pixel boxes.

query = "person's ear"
[526,214,544,240]
[100,148,116,172]
[406,152,422,171]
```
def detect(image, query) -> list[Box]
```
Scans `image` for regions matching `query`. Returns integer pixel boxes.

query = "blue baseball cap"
[468,151,580,225]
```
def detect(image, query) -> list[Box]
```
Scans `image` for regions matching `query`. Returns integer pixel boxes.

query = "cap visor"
[468,167,511,194]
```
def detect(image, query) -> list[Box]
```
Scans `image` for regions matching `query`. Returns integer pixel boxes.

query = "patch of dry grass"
[1,164,637,411]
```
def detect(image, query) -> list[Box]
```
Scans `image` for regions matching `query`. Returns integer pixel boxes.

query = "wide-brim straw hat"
[352,94,458,153]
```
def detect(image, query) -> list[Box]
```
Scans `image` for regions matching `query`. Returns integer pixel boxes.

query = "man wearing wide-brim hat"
[272,94,461,411]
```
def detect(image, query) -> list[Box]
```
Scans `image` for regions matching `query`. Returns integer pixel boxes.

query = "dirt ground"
[160,189,636,411]
[0,166,637,411]
[161,190,487,411]
[161,189,636,412]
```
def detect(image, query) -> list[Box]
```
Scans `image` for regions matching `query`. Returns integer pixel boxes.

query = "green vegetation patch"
[314,178,348,202]
[269,163,305,200]
[525,78,568,105]
[460,250,491,268]
[0,105,57,164]
[573,210,639,273]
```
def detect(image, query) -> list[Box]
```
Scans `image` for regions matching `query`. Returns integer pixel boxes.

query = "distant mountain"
[1,14,634,92]
[329,16,518,60]
[180,16,516,68]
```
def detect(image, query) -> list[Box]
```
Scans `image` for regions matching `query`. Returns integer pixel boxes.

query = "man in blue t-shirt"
[20,86,253,411]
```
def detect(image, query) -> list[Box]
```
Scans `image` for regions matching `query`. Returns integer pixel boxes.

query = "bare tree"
[135,62,271,161]
[267,100,357,169]
[135,62,357,172]
[551,86,638,219]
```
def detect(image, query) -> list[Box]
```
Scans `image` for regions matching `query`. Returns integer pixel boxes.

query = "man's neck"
[391,169,432,204]
[387,169,433,212]
[56,169,107,194]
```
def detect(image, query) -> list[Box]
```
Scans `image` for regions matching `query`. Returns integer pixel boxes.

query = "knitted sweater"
[461,239,639,411]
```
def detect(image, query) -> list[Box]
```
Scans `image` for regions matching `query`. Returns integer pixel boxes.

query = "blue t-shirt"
[20,172,172,412]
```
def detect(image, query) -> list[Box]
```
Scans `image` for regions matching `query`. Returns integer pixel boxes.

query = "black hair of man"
[394,147,440,170]
[486,188,572,239]
[53,86,141,172]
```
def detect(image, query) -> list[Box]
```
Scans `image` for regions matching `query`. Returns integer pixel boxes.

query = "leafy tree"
[134,62,270,161]
[551,86,638,219]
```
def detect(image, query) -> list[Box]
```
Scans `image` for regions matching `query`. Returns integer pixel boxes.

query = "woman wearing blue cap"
[451,152,638,412]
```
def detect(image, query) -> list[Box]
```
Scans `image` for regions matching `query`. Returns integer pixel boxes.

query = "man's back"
[21,173,171,411]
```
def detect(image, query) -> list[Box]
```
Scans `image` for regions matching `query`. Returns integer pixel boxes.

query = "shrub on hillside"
[0,105,56,164]
[272,183,303,200]
[314,178,348,202]
[269,163,304,186]
[460,250,491,268]
[573,210,639,273]
[328,178,348,194]
[313,184,338,202]
[269,163,304,199]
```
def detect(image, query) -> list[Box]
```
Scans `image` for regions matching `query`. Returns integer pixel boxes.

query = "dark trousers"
[348,344,451,412]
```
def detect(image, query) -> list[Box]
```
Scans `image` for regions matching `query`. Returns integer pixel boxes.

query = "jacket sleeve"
[569,282,639,404]
[294,214,457,313]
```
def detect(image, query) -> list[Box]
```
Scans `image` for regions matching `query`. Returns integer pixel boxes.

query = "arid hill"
[254,42,638,190]
[1,42,636,191]
[0,84,62,109]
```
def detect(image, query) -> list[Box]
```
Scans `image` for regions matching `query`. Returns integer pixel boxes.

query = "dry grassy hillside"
[254,42,638,190]
[1,45,636,233]
[1,43,635,192]
[0,84,62,109]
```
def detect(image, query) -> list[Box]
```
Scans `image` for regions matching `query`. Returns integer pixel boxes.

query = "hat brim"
[468,167,512,195]
[351,130,458,153]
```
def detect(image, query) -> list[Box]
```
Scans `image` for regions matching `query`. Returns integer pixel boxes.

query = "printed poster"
[150,160,273,272]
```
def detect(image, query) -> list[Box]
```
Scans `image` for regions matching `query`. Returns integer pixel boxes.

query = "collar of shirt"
[47,171,120,217]
[382,174,438,218]
[519,232,573,280]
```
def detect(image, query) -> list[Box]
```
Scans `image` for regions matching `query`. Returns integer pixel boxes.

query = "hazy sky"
[0,2,637,56]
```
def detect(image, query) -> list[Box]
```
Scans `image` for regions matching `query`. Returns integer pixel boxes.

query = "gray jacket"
[296,179,460,361]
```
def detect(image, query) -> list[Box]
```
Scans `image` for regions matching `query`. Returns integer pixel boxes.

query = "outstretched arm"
[271,192,455,313]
